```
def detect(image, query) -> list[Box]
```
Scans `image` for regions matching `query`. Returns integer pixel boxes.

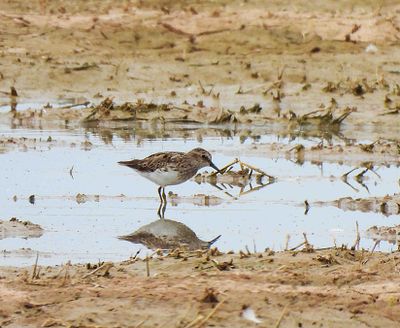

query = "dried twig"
[61,264,69,286]
[239,160,275,180]
[210,158,239,176]
[289,241,305,251]
[352,221,360,250]
[198,80,207,94]
[31,252,39,280]
[146,256,150,277]
[274,305,288,328]
[284,234,290,251]
[196,299,226,327]
[184,315,204,328]
[303,233,310,246]
[134,318,148,328]
[82,262,113,278]
[371,240,380,254]
[58,101,90,109]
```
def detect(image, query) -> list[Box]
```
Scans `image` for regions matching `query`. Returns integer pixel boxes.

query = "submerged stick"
[341,178,359,192]
[341,167,358,180]
[304,200,310,215]
[355,168,369,181]
[238,181,272,197]
[238,160,275,180]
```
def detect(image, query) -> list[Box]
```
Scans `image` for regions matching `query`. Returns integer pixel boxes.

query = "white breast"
[138,169,182,187]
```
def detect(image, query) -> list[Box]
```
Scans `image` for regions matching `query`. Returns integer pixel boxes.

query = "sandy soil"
[1,1,400,327]
[1,248,400,328]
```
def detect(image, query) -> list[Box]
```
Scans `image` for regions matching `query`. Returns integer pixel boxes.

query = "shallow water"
[1,122,399,266]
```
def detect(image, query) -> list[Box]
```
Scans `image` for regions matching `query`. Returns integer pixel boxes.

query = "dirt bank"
[1,247,400,328]
[0,0,400,133]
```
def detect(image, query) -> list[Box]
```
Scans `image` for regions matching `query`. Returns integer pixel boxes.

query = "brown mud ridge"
[0,136,94,154]
[2,248,53,260]
[0,218,43,240]
[9,193,224,207]
[366,224,400,246]
[1,246,400,328]
[5,96,355,126]
[220,139,400,167]
[315,194,400,217]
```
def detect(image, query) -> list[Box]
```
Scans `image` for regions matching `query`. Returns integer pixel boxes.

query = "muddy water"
[0,122,399,266]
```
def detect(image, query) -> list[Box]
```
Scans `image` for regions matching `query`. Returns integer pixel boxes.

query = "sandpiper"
[118,148,220,216]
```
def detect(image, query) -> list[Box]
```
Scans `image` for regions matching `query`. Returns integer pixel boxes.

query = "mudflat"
[1,1,400,327]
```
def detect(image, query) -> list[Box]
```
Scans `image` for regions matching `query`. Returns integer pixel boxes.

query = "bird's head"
[187,148,220,172]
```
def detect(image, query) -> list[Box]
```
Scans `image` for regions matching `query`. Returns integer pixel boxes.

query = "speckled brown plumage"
[118,148,219,187]
[118,151,186,172]
[119,148,219,218]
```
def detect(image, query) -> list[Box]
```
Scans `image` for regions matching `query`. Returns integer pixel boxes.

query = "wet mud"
[316,194,400,217]
[0,218,43,240]
[1,0,400,327]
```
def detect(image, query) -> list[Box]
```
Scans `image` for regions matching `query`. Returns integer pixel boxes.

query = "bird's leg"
[157,186,163,203]
[160,200,166,219]
[157,202,163,219]
[161,188,167,219]
[157,187,167,219]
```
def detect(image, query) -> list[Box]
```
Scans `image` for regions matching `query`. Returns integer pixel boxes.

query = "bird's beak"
[210,161,221,174]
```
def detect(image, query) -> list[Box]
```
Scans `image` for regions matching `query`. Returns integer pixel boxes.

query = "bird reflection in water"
[118,159,278,251]
[119,218,221,251]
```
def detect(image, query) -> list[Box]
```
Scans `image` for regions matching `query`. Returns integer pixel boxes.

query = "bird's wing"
[118,151,185,172]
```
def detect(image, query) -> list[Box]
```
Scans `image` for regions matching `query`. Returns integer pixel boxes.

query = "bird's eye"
[202,154,208,159]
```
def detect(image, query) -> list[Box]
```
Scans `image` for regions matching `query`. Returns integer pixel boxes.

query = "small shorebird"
[118,148,220,217]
